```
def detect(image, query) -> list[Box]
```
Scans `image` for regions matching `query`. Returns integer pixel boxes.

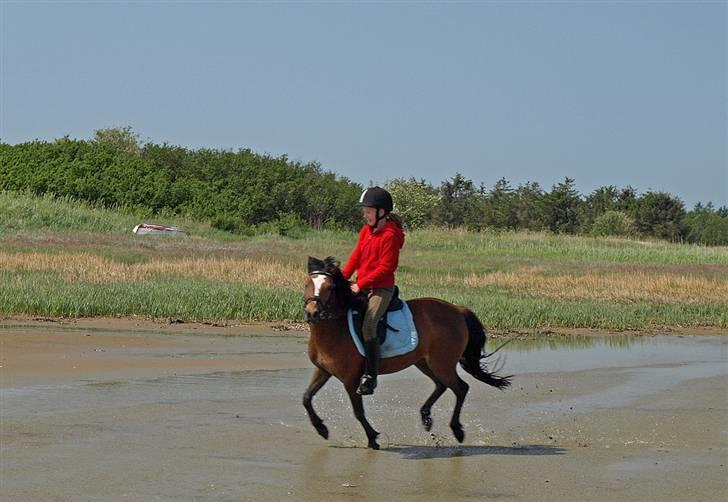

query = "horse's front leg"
[345,384,380,449]
[303,367,331,440]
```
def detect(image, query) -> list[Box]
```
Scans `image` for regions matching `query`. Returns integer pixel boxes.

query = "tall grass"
[0,272,301,321]
[0,251,303,288]
[408,229,728,266]
[1,191,726,330]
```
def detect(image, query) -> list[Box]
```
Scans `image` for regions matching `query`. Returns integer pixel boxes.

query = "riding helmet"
[358,186,393,212]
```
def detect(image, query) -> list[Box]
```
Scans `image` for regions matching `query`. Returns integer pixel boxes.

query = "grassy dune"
[1,191,726,330]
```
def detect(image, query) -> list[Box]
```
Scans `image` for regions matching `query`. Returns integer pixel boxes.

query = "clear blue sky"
[2,1,726,208]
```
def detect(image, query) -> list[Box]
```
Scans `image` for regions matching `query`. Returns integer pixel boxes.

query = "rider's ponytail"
[387,212,405,231]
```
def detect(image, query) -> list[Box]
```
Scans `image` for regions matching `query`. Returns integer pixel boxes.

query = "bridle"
[304,271,342,321]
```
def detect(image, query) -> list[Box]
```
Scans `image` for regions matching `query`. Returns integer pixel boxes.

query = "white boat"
[132,223,186,236]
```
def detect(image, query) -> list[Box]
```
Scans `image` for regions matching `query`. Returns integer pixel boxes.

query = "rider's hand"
[350,283,361,294]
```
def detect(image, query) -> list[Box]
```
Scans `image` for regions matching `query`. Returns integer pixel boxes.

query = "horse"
[303,256,512,450]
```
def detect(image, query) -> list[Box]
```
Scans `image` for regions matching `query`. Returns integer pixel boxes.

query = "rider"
[342,186,405,396]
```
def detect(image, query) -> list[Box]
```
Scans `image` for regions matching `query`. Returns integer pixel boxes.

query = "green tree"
[584,185,619,224]
[684,202,728,245]
[513,182,546,231]
[617,186,638,212]
[482,177,518,229]
[633,191,686,241]
[433,173,479,228]
[386,177,439,230]
[542,177,583,234]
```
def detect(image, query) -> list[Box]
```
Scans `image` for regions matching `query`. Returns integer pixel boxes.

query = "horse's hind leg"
[443,373,470,443]
[303,367,331,440]
[429,364,470,443]
[345,384,380,450]
[415,360,447,432]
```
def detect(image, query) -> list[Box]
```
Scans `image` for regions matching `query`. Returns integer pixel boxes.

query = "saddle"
[351,286,404,346]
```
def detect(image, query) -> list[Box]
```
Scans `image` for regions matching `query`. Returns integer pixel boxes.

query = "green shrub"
[591,210,636,237]
[685,211,728,246]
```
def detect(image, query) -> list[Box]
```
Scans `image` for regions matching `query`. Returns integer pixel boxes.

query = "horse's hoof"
[316,423,329,440]
[367,430,380,450]
[452,426,465,443]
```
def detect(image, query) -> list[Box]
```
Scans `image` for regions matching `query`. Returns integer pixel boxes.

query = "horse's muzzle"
[304,295,322,324]
[305,308,321,324]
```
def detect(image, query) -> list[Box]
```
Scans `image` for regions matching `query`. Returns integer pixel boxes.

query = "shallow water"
[488,335,728,418]
[2,335,725,427]
[491,334,727,373]
[1,330,726,501]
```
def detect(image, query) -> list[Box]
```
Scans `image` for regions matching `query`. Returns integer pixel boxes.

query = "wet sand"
[1,319,727,501]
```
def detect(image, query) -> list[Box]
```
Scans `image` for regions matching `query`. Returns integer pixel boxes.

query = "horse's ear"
[308,257,325,274]
[323,256,340,272]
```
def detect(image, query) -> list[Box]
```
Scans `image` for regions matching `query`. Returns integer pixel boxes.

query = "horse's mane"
[319,256,367,312]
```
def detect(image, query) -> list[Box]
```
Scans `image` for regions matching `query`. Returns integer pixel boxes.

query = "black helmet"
[358,186,393,212]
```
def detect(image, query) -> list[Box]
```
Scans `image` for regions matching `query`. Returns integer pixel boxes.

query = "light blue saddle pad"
[347,301,419,359]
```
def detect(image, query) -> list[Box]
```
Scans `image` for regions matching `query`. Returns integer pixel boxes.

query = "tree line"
[387,175,728,245]
[0,128,362,235]
[1,128,726,245]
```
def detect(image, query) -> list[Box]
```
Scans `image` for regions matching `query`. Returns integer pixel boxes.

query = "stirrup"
[357,374,377,395]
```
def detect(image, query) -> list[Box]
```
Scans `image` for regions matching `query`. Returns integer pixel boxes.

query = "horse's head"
[304,256,350,323]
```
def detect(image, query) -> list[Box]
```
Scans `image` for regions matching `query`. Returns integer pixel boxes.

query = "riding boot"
[357,338,380,395]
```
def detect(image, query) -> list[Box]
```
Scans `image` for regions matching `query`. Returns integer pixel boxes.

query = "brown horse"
[303,256,511,450]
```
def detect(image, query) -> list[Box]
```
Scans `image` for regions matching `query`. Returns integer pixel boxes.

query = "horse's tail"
[459,309,512,390]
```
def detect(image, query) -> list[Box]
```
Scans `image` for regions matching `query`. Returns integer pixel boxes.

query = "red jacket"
[342,220,405,289]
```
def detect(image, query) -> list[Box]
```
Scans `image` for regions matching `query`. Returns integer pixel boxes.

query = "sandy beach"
[1,318,726,501]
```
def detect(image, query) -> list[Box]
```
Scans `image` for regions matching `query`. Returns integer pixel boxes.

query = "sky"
[1,1,726,208]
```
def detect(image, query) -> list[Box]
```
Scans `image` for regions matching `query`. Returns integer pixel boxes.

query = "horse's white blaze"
[312,275,326,296]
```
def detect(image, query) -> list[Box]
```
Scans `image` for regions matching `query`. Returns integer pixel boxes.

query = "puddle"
[486,335,727,374]
[476,335,728,420]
